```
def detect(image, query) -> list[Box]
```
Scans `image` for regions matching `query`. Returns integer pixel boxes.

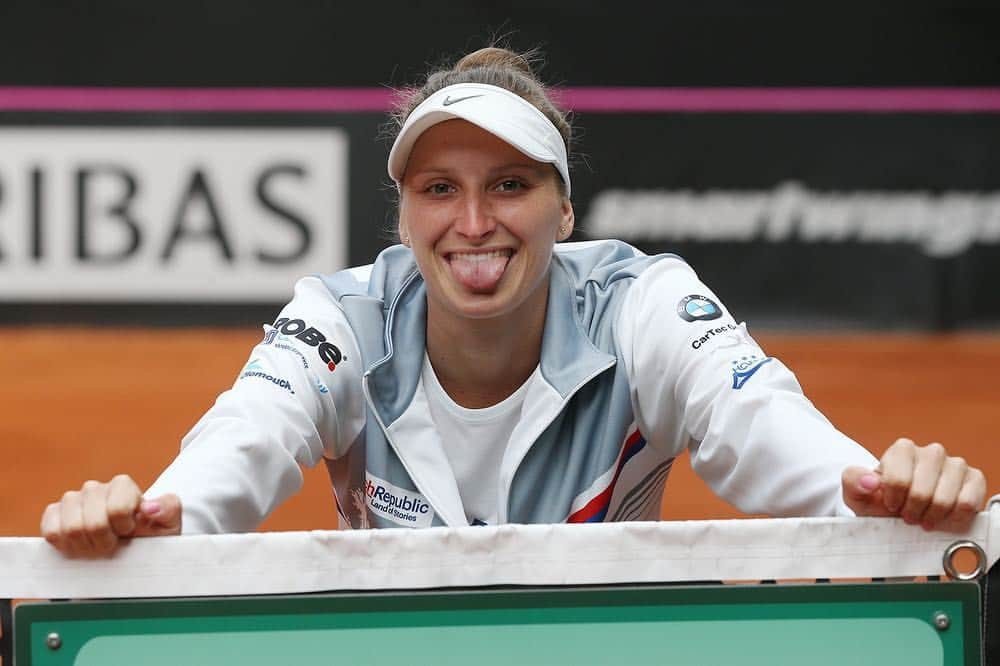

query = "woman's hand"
[842,438,987,531]
[40,474,182,557]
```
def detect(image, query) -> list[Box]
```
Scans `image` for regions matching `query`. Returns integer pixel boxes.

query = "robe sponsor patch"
[270,317,344,372]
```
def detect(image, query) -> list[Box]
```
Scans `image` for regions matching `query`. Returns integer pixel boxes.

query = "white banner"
[0,127,348,301]
[1,512,996,599]
[585,181,1000,258]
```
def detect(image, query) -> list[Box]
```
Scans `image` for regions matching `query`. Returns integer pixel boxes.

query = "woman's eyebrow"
[403,166,452,180]
[409,162,546,178]
[487,162,549,175]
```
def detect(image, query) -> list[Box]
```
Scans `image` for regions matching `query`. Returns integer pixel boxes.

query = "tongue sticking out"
[448,252,511,293]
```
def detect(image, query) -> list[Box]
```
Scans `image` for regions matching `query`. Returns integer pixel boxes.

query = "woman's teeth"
[449,249,511,261]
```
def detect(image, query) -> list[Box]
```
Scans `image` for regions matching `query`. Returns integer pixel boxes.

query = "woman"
[41,47,987,556]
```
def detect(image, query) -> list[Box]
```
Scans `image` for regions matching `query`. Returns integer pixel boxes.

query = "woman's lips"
[446,249,513,293]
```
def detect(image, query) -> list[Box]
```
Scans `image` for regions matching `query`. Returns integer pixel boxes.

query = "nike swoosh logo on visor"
[442,94,484,106]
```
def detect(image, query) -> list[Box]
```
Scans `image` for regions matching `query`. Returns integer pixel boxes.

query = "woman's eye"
[496,179,524,192]
[427,183,453,195]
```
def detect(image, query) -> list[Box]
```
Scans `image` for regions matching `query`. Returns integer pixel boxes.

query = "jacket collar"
[537,255,618,396]
[366,254,616,426]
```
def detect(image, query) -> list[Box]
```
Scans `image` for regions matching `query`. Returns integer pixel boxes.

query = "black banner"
[0,2,997,328]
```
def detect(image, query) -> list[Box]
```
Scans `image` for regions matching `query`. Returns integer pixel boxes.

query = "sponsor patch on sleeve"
[731,355,773,389]
[261,326,311,369]
[677,294,722,322]
[270,317,346,372]
[690,322,739,350]
[238,358,295,394]
[689,322,762,353]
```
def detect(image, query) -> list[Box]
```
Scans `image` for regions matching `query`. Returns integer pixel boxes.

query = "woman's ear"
[557,200,575,241]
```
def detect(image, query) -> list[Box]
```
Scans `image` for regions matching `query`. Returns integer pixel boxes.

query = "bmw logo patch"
[677,294,723,322]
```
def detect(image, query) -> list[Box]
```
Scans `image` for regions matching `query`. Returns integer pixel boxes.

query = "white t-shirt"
[420,353,535,525]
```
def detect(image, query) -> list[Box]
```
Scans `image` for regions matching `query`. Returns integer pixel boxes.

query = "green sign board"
[15,582,981,665]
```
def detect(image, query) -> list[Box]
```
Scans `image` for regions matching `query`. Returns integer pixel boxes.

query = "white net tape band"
[2,511,998,599]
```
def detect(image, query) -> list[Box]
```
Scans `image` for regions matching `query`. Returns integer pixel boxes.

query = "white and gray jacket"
[148,240,877,533]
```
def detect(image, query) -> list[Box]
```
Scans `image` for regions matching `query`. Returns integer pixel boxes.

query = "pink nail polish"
[859,474,880,492]
[141,500,161,516]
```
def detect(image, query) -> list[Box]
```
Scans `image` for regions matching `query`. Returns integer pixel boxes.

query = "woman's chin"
[447,293,513,320]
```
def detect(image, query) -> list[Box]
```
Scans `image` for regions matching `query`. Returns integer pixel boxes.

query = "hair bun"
[455,47,534,77]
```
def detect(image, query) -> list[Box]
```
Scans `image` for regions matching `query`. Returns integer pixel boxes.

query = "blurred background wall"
[1,1,998,534]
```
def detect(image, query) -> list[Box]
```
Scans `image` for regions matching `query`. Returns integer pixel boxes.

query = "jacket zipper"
[360,271,457,527]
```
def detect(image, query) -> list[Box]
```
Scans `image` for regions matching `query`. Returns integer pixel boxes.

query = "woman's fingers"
[942,466,988,532]
[40,475,170,558]
[40,501,65,551]
[58,489,92,556]
[918,456,966,529]
[80,480,117,554]
[899,442,946,524]
[106,474,143,536]
[865,438,988,532]
[134,493,183,536]
[841,466,891,517]
[877,438,916,514]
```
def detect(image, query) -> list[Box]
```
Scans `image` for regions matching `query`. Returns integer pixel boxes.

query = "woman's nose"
[453,192,496,239]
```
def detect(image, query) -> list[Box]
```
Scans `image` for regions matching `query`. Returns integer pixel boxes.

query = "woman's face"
[399,119,574,323]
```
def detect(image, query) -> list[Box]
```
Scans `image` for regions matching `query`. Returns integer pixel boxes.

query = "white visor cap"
[387,83,570,197]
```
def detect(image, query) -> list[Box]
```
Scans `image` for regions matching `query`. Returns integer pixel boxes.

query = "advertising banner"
[0,127,348,301]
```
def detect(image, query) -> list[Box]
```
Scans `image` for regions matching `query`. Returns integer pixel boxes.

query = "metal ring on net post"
[942,540,988,581]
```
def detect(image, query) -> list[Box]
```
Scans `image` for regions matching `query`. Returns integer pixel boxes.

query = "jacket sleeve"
[145,276,366,534]
[616,257,878,517]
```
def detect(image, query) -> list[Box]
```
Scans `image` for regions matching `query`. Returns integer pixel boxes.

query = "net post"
[0,598,12,666]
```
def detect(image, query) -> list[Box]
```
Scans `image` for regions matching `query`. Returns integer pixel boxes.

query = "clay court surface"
[1,327,998,536]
